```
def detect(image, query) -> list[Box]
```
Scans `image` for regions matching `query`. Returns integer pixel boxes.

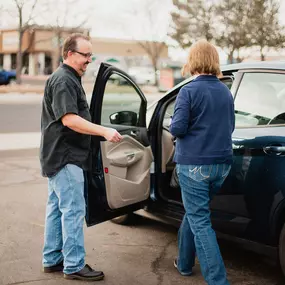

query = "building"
[0,25,89,75]
[0,26,169,77]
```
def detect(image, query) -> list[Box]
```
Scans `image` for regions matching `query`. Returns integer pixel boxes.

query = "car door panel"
[101,135,153,209]
[85,63,153,226]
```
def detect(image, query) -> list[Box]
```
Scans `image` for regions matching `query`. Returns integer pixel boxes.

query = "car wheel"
[279,223,285,275]
[111,213,137,225]
[9,78,16,85]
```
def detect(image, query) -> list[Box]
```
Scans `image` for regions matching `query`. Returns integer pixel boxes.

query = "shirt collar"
[62,63,81,83]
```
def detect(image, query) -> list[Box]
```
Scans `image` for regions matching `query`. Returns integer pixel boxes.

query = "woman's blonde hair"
[182,39,221,77]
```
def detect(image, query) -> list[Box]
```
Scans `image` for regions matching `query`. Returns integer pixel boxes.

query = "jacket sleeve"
[170,88,191,138]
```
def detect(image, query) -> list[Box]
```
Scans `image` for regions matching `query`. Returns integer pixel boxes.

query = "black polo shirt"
[40,64,91,177]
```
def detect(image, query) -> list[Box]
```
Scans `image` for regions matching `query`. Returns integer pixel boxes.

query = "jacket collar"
[193,75,218,82]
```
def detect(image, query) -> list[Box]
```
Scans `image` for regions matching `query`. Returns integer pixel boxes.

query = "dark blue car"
[84,62,285,276]
[0,68,16,85]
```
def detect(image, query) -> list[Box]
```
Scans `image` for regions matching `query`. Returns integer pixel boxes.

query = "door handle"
[263,145,285,155]
[130,130,138,137]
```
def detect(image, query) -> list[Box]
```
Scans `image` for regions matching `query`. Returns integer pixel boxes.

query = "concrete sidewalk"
[0,78,162,95]
[0,132,40,151]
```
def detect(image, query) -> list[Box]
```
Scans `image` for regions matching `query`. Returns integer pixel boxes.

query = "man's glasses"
[73,50,93,58]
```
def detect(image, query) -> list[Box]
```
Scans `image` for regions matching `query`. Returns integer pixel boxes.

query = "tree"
[169,0,216,49]
[11,0,38,84]
[39,0,91,71]
[121,0,171,86]
[214,0,252,63]
[248,0,285,61]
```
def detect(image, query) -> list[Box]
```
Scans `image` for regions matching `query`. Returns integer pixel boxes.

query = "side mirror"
[109,111,137,126]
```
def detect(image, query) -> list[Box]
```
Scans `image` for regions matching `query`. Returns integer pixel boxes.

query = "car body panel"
[86,62,285,255]
[0,69,16,85]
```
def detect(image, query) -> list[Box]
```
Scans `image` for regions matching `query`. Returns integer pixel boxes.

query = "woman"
[170,40,234,285]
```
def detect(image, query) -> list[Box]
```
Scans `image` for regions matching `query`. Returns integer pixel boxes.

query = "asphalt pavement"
[0,93,284,285]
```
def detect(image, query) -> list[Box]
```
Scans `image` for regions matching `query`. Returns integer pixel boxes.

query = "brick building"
[0,25,169,76]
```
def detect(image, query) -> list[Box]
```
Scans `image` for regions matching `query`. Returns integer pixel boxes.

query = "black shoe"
[43,260,64,273]
[64,264,104,281]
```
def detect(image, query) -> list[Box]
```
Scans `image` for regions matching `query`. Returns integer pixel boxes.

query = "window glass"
[163,101,175,129]
[101,73,141,126]
[235,73,285,127]
[221,77,234,90]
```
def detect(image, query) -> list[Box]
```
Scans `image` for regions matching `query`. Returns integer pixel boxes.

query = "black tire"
[279,223,285,276]
[9,78,16,85]
[111,213,138,225]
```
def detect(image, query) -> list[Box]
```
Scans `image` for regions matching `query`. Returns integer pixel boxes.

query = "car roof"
[222,61,285,72]
[160,61,285,99]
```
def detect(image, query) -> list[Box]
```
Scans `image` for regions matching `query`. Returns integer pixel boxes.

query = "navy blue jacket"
[170,75,235,165]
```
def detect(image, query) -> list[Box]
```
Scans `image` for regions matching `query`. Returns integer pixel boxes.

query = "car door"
[85,63,153,226]
[211,70,285,243]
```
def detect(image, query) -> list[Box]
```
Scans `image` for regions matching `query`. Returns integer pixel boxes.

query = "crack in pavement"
[151,239,175,285]
[6,277,62,285]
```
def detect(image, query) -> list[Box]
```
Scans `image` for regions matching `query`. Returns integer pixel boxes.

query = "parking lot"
[0,93,284,285]
[0,148,284,285]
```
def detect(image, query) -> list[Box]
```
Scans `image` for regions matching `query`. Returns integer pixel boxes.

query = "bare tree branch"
[25,0,38,27]
[123,0,168,86]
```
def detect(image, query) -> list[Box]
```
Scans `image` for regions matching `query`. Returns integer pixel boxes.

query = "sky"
[0,0,284,61]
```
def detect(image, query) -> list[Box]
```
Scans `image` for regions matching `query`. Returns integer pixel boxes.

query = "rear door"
[211,70,285,243]
[85,63,153,226]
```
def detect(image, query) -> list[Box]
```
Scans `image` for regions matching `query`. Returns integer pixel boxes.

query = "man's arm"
[62,113,122,143]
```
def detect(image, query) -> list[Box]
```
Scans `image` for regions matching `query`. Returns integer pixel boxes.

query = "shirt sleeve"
[50,81,79,121]
[170,88,191,138]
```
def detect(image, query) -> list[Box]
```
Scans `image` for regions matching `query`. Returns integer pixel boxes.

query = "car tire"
[279,223,285,275]
[9,78,16,85]
[111,213,138,225]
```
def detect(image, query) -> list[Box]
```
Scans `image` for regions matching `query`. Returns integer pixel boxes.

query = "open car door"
[85,63,153,226]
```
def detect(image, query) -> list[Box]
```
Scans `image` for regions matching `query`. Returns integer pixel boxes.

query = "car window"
[235,72,285,127]
[163,101,175,129]
[220,74,235,91]
[101,73,141,126]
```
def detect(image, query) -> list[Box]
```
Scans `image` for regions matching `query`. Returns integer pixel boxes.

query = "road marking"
[0,132,40,151]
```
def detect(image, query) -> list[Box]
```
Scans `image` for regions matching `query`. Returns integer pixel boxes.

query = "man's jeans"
[42,164,86,274]
[176,164,231,285]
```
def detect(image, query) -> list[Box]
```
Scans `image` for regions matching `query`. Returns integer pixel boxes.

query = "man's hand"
[103,127,123,143]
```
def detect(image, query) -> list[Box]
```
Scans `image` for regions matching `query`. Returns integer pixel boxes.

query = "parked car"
[86,62,285,275]
[109,67,156,86]
[0,68,16,85]
[128,66,156,85]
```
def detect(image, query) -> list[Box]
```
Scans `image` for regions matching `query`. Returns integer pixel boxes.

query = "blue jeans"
[176,164,231,285]
[42,164,86,274]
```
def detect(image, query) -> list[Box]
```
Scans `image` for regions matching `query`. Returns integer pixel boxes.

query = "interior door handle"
[263,146,285,155]
[130,130,137,137]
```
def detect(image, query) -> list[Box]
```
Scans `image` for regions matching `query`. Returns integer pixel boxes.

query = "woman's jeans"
[176,164,231,285]
[42,164,86,274]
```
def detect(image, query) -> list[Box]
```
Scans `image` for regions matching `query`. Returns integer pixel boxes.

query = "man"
[40,33,122,281]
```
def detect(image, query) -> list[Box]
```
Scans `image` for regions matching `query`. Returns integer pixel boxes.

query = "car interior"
[156,76,235,205]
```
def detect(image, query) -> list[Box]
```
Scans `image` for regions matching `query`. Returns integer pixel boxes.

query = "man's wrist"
[97,125,107,138]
